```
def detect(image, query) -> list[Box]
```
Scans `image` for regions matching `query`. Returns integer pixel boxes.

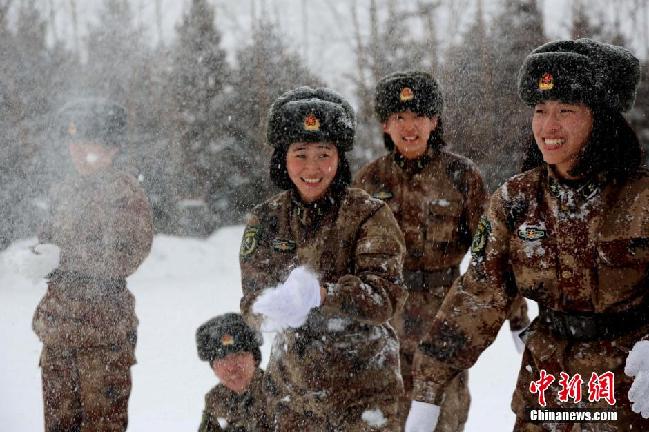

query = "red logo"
[304,113,320,131]
[529,369,555,407]
[588,371,616,406]
[530,370,616,407]
[399,87,414,101]
[539,72,554,90]
[558,372,583,403]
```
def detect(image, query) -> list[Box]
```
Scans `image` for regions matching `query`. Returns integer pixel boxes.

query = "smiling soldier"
[354,71,531,432]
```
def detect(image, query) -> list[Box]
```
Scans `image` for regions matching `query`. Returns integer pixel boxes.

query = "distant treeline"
[0,0,647,248]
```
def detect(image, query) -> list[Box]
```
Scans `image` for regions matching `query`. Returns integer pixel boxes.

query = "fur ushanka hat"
[267,86,355,152]
[375,71,443,122]
[518,38,640,112]
[196,313,263,366]
[57,98,128,148]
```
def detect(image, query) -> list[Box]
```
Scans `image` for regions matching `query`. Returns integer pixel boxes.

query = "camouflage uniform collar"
[392,147,435,172]
[545,166,606,205]
[70,166,119,185]
[290,187,340,225]
[220,368,264,401]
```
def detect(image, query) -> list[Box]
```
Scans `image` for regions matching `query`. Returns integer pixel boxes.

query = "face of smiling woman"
[383,110,438,160]
[286,142,339,203]
[532,100,594,179]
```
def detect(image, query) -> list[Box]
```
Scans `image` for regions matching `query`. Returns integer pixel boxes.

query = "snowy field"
[0,226,537,431]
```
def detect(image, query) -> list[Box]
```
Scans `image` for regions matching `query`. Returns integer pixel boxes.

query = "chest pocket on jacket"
[509,231,556,302]
[597,237,649,307]
[598,237,649,266]
[425,199,462,243]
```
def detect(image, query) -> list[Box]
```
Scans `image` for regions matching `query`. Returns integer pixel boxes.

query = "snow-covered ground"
[0,226,536,431]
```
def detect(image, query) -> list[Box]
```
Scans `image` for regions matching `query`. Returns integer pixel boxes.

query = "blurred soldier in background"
[32,98,153,432]
[355,71,530,431]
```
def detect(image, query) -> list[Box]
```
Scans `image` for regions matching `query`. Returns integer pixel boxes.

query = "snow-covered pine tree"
[442,0,497,188]
[488,0,545,188]
[84,0,177,233]
[169,0,228,219]
[85,0,147,104]
[207,20,321,225]
[0,0,75,249]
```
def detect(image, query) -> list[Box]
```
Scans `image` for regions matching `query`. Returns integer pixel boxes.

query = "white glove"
[252,266,321,331]
[9,243,60,282]
[511,329,526,354]
[404,400,440,432]
[625,340,649,418]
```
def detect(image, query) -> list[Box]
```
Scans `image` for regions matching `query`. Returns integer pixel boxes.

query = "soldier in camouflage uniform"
[239,87,407,431]
[406,39,649,432]
[354,71,530,431]
[196,313,271,432]
[32,99,153,432]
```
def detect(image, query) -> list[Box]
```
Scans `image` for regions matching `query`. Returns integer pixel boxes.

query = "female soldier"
[196,313,270,432]
[239,87,407,430]
[354,70,530,431]
[32,98,153,432]
[405,39,649,432]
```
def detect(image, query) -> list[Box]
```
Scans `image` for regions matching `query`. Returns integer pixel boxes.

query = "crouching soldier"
[354,71,530,431]
[196,313,271,432]
[32,98,154,432]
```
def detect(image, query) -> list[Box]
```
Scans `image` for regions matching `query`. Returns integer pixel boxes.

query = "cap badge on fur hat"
[539,72,554,91]
[68,121,77,137]
[399,87,414,101]
[221,334,234,346]
[304,113,320,131]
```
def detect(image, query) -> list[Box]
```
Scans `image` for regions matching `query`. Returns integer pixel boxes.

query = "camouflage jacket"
[33,168,153,349]
[240,188,406,414]
[198,369,271,432]
[353,148,486,272]
[413,166,649,414]
[354,148,529,330]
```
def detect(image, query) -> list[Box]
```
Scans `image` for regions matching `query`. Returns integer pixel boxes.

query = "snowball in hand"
[13,243,60,282]
[252,266,321,331]
[625,340,649,418]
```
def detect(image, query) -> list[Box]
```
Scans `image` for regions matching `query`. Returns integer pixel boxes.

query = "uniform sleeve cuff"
[509,317,531,332]
[412,379,446,405]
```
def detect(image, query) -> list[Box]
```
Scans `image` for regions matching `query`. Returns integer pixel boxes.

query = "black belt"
[47,269,127,294]
[403,267,459,292]
[539,304,649,341]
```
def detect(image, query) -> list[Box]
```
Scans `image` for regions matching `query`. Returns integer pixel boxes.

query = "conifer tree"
[488,0,545,187]
[170,0,228,203]
[442,0,497,172]
[209,21,321,224]
[0,0,75,247]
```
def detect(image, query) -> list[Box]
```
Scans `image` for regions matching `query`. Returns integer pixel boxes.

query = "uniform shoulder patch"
[471,216,491,257]
[240,225,260,258]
